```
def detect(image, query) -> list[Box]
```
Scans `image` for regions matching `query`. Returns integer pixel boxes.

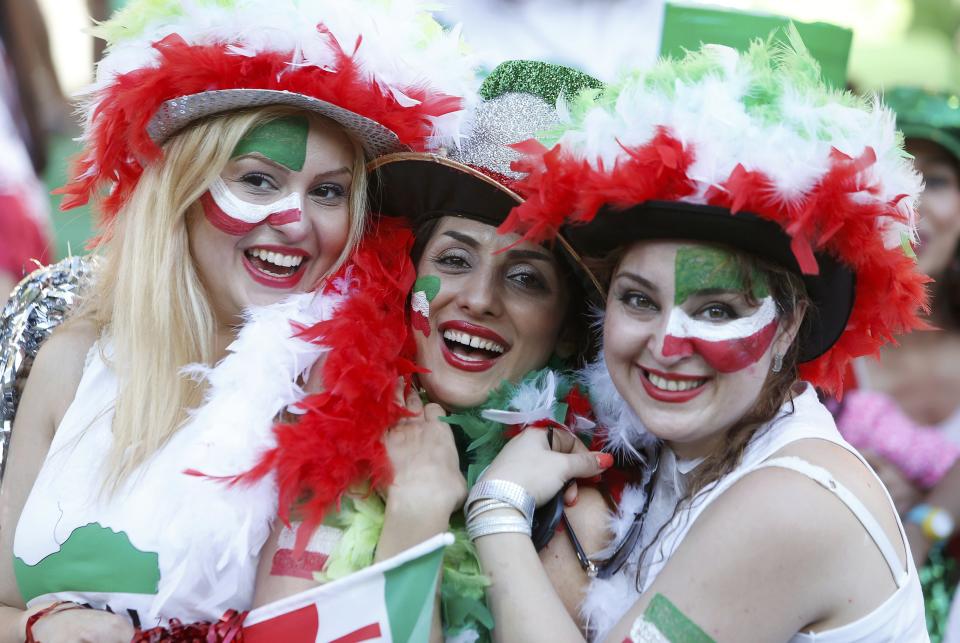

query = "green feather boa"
[319,366,583,641]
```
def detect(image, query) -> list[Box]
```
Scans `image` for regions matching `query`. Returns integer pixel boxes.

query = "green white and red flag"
[243,533,452,643]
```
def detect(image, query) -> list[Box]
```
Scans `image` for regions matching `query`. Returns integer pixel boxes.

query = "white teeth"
[247,248,304,268]
[647,372,705,392]
[442,329,506,354]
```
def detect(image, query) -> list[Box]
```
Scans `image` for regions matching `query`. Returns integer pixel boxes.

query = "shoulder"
[24,319,100,428]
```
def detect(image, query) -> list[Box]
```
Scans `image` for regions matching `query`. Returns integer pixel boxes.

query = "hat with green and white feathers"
[501,31,930,395]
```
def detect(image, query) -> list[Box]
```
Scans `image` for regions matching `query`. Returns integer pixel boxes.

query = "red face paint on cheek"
[200,191,303,235]
[667,318,778,373]
[201,191,257,236]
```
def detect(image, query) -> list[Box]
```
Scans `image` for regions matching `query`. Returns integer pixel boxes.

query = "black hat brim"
[564,200,855,363]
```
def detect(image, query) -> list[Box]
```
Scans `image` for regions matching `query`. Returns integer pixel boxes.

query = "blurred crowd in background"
[3,0,960,640]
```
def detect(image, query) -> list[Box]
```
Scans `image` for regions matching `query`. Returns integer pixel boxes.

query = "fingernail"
[596,453,614,470]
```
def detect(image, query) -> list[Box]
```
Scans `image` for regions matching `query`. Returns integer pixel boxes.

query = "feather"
[502,37,929,396]
[60,0,478,219]
[232,216,420,554]
[579,351,657,464]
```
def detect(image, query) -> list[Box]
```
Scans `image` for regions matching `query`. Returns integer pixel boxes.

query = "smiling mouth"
[643,369,707,392]
[244,248,305,278]
[442,329,506,361]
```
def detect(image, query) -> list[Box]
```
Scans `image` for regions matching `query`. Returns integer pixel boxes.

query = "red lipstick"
[639,366,708,404]
[242,245,310,289]
[438,321,510,373]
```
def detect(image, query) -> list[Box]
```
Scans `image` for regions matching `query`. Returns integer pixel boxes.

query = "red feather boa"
[503,135,931,397]
[236,216,420,552]
[56,30,461,223]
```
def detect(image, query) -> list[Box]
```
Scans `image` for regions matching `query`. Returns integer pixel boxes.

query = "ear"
[771,299,808,358]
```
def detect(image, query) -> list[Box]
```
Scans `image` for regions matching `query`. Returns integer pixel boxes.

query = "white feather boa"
[144,285,347,620]
[576,351,657,641]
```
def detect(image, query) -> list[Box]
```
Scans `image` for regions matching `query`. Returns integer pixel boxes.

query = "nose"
[653,308,693,365]
[264,195,308,242]
[454,266,502,318]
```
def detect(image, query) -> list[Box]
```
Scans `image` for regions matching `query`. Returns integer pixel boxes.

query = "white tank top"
[585,384,929,642]
[13,340,276,628]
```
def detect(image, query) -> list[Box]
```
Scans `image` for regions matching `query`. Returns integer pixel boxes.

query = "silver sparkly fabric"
[146,89,406,159]
[448,92,559,179]
[0,256,95,481]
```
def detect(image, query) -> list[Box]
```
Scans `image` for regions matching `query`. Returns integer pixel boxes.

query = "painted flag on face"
[243,533,451,643]
[663,247,778,373]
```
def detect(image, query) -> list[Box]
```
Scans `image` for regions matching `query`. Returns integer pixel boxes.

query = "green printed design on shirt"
[14,522,160,602]
[643,593,716,643]
[674,246,769,306]
[232,116,309,171]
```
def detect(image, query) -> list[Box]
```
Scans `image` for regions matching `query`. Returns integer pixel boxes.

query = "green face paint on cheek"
[633,593,716,643]
[232,116,309,171]
[674,246,769,305]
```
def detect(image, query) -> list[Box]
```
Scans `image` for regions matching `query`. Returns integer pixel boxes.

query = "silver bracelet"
[467,515,532,541]
[467,479,536,525]
[466,498,515,522]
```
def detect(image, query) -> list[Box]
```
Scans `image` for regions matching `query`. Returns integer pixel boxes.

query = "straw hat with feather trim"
[57,0,476,221]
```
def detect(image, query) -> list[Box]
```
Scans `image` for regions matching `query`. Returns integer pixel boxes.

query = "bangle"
[25,601,84,643]
[467,480,536,525]
[465,498,514,522]
[467,515,532,541]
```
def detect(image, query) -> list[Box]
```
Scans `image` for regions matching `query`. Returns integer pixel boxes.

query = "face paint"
[232,116,309,171]
[628,594,716,643]
[664,247,777,373]
[201,176,302,235]
[269,522,339,580]
[411,275,441,337]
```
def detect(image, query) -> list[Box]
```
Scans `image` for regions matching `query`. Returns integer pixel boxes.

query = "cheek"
[512,296,565,359]
[310,207,352,261]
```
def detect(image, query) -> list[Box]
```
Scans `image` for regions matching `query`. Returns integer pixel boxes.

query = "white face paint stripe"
[208,176,302,224]
[411,291,430,316]
[665,296,777,342]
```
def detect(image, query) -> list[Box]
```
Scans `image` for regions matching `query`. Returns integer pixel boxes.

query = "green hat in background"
[660,2,853,89]
[884,87,960,162]
[370,59,602,228]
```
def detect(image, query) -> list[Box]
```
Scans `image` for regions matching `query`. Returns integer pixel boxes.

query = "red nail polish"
[596,453,614,469]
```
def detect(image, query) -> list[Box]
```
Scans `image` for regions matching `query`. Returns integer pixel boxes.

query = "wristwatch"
[907,503,956,543]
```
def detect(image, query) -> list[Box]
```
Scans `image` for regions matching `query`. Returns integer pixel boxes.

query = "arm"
[537,487,610,627]
[0,324,132,643]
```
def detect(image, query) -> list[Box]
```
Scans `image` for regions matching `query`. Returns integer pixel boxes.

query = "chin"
[422,372,493,410]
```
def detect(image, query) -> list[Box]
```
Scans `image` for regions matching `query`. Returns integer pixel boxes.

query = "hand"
[479,427,611,507]
[26,604,134,643]
[862,450,923,515]
[382,386,466,518]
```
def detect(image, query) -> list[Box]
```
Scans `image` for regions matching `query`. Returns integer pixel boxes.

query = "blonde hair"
[76,106,368,489]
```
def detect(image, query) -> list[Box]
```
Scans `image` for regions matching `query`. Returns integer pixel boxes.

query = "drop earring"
[772,352,783,373]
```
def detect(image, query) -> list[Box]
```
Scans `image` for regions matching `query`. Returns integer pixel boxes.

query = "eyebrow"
[504,247,553,263]
[686,287,744,298]
[234,153,352,180]
[614,270,659,292]
[442,230,480,247]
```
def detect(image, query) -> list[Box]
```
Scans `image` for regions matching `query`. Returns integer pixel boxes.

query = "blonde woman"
[0,1,471,641]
